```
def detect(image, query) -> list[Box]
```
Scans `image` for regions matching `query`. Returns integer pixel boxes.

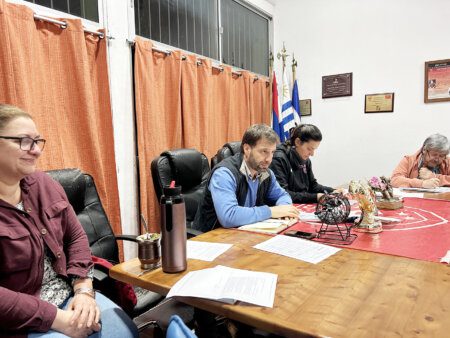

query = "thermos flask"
[160,185,187,273]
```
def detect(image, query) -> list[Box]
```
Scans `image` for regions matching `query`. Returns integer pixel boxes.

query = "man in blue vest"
[195,124,299,232]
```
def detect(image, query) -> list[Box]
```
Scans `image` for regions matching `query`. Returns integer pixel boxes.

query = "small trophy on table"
[348,180,383,233]
[368,176,403,210]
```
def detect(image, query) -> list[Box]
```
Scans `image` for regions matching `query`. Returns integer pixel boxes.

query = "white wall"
[273,0,450,187]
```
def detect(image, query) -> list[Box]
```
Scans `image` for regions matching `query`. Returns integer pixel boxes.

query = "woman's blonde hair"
[0,104,32,132]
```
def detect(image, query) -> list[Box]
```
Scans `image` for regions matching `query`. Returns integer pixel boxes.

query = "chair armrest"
[187,228,203,238]
[115,234,139,242]
[93,267,109,283]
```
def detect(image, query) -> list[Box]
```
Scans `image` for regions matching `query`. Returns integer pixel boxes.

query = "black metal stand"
[315,222,357,245]
[314,201,357,245]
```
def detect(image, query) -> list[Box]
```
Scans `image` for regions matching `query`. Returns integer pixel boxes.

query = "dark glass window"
[135,0,269,75]
[220,0,269,76]
[135,0,219,60]
[24,0,99,22]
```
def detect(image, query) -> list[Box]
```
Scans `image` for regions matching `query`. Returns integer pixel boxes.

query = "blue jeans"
[28,293,138,338]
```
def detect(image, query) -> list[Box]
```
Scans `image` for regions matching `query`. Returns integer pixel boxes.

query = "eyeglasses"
[0,136,46,151]
[426,150,448,160]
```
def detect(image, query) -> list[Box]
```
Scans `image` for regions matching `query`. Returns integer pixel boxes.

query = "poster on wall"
[424,59,450,103]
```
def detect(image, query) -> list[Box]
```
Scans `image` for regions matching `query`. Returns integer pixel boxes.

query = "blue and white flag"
[271,72,284,141]
[291,79,301,122]
[280,67,300,140]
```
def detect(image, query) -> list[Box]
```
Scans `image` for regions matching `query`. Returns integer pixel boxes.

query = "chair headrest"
[217,141,241,163]
[45,168,86,213]
[161,149,203,190]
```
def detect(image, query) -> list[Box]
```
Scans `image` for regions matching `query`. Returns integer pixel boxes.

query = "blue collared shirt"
[208,165,292,228]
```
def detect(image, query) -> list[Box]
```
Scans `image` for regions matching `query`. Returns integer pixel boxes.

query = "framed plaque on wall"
[322,73,352,98]
[299,99,312,116]
[365,93,394,113]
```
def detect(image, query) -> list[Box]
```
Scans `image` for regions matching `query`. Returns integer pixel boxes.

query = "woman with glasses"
[0,104,138,338]
[391,133,450,188]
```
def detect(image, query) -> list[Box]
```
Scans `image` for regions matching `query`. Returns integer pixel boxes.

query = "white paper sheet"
[400,187,450,193]
[393,188,423,199]
[254,235,341,264]
[186,241,233,261]
[237,218,297,234]
[440,250,450,264]
[299,212,321,222]
[166,265,277,307]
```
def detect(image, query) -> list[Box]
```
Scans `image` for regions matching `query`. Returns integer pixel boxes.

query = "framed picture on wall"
[424,59,450,103]
[364,93,394,113]
[299,99,312,116]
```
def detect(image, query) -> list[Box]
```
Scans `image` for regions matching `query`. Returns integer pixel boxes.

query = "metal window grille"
[24,0,99,22]
[220,0,269,76]
[135,0,219,60]
[135,0,269,76]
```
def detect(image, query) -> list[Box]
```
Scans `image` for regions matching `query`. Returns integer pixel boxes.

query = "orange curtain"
[0,0,121,235]
[134,37,182,232]
[135,38,272,231]
[250,77,271,126]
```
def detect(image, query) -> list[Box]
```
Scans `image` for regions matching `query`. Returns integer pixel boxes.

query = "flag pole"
[277,42,288,72]
[292,53,297,81]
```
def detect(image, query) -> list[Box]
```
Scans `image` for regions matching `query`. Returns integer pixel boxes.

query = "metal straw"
[140,214,150,239]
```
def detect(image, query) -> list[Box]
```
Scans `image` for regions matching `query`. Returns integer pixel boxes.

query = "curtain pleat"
[134,37,183,232]
[0,0,121,237]
[250,77,271,126]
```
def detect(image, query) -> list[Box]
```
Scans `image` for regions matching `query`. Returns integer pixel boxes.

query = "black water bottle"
[160,185,187,273]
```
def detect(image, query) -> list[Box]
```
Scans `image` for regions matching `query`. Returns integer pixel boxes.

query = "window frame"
[7,0,104,31]
[132,0,272,77]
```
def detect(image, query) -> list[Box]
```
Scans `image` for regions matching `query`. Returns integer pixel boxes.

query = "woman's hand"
[422,178,440,189]
[68,293,101,332]
[51,308,94,338]
[419,167,434,180]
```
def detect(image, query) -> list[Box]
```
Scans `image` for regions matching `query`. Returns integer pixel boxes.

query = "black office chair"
[45,168,163,317]
[210,141,241,169]
[151,149,210,237]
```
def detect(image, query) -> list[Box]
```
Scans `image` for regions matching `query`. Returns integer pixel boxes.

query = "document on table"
[238,218,297,234]
[299,213,321,222]
[187,241,232,261]
[393,187,423,199]
[400,187,450,193]
[166,265,277,307]
[254,235,341,264]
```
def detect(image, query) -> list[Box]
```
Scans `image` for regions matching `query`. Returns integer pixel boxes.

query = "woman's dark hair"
[287,124,322,146]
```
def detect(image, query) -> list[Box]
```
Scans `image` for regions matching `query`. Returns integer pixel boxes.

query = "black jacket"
[270,143,333,203]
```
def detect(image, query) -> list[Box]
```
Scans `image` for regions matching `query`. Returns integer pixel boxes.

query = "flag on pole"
[291,79,301,121]
[271,72,284,141]
[280,67,300,140]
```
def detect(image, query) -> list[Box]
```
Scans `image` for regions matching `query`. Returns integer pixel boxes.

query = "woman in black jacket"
[270,124,335,203]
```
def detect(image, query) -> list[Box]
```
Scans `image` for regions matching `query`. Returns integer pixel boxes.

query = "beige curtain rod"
[33,14,105,39]
[128,40,267,81]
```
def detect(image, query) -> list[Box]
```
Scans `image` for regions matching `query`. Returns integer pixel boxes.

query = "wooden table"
[110,228,450,338]
[423,191,450,201]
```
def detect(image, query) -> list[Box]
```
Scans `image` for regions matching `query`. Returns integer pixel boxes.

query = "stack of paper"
[166,265,277,307]
[238,218,297,234]
[299,213,321,222]
[400,187,450,193]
